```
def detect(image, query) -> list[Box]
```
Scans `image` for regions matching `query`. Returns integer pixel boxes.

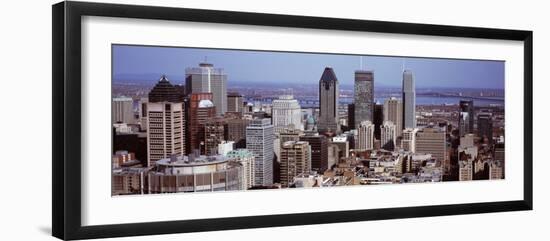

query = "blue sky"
[113,44,504,89]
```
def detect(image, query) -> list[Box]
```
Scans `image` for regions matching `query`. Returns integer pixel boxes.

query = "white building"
[227,149,256,189]
[217,141,235,156]
[383,97,403,137]
[246,118,275,186]
[357,120,375,151]
[401,128,418,152]
[380,121,397,150]
[272,95,303,133]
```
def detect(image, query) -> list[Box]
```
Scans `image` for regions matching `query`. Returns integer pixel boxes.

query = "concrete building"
[145,76,186,167]
[332,135,349,159]
[280,141,311,187]
[148,155,243,193]
[416,127,446,162]
[384,97,403,137]
[318,67,340,133]
[402,128,418,152]
[185,62,227,116]
[357,120,375,151]
[402,70,416,129]
[227,92,244,113]
[224,117,249,149]
[380,121,397,151]
[203,117,226,155]
[112,167,147,195]
[227,149,255,189]
[217,140,235,156]
[272,95,303,133]
[246,118,275,186]
[477,112,494,145]
[459,160,473,181]
[354,70,374,129]
[112,96,135,124]
[299,132,329,172]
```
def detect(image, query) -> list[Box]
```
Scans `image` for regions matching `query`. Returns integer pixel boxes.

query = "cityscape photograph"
[111,44,505,196]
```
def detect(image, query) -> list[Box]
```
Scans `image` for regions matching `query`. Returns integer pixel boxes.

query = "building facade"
[354,70,374,129]
[401,128,418,152]
[384,97,403,137]
[459,100,475,137]
[280,141,311,187]
[380,121,397,151]
[226,149,255,189]
[299,132,329,172]
[188,93,216,154]
[185,62,228,116]
[246,118,275,186]
[357,120,375,151]
[402,70,416,129]
[415,127,447,162]
[318,67,340,133]
[112,96,135,124]
[227,92,244,113]
[272,95,303,133]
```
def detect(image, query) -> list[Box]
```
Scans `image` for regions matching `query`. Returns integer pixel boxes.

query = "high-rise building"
[402,128,418,152]
[416,127,446,162]
[402,70,416,129]
[246,118,275,186]
[373,103,383,140]
[145,76,186,167]
[347,103,355,130]
[384,97,403,137]
[203,117,226,155]
[280,141,311,187]
[185,62,227,116]
[357,120,375,151]
[272,95,303,133]
[224,118,249,149]
[188,93,216,154]
[477,112,493,145]
[318,67,340,133]
[299,132,329,172]
[112,97,135,124]
[380,121,397,151]
[227,92,244,113]
[458,160,473,181]
[226,149,255,189]
[459,100,474,137]
[354,70,374,129]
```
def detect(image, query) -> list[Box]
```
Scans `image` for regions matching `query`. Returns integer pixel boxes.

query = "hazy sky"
[113,44,504,89]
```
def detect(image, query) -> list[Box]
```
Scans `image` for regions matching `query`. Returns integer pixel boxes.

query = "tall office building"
[402,70,416,129]
[402,128,418,152]
[145,76,186,166]
[357,120,375,151]
[416,127,446,162]
[318,67,340,133]
[224,118,249,149]
[384,97,403,137]
[347,103,355,130]
[373,103,383,140]
[354,70,374,129]
[477,112,493,145]
[185,62,227,116]
[112,97,135,124]
[459,100,475,137]
[246,118,275,186]
[380,121,397,151]
[299,132,329,172]
[272,95,303,133]
[227,92,244,113]
[188,93,216,154]
[280,141,311,187]
[203,117,226,155]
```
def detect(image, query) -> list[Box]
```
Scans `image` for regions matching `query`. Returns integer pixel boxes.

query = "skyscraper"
[112,97,135,124]
[384,97,403,137]
[381,121,397,151]
[318,67,339,133]
[459,100,474,137]
[347,103,355,130]
[402,70,416,129]
[280,141,311,187]
[373,103,383,140]
[357,120,375,151]
[477,112,493,145]
[188,93,216,154]
[185,62,227,116]
[354,70,374,129]
[299,132,328,172]
[272,95,303,133]
[145,76,186,166]
[224,118,249,149]
[416,127,446,162]
[246,118,275,186]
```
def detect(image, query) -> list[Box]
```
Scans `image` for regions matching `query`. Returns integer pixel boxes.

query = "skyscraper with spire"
[402,69,416,129]
[185,62,227,116]
[318,67,339,133]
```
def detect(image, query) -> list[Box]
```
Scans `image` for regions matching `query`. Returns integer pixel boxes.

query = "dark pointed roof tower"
[148,75,184,103]
[320,67,338,90]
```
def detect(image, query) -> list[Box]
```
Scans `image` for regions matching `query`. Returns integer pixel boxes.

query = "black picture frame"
[52,1,533,240]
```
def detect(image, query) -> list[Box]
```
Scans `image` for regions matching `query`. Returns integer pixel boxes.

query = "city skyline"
[113,45,505,89]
